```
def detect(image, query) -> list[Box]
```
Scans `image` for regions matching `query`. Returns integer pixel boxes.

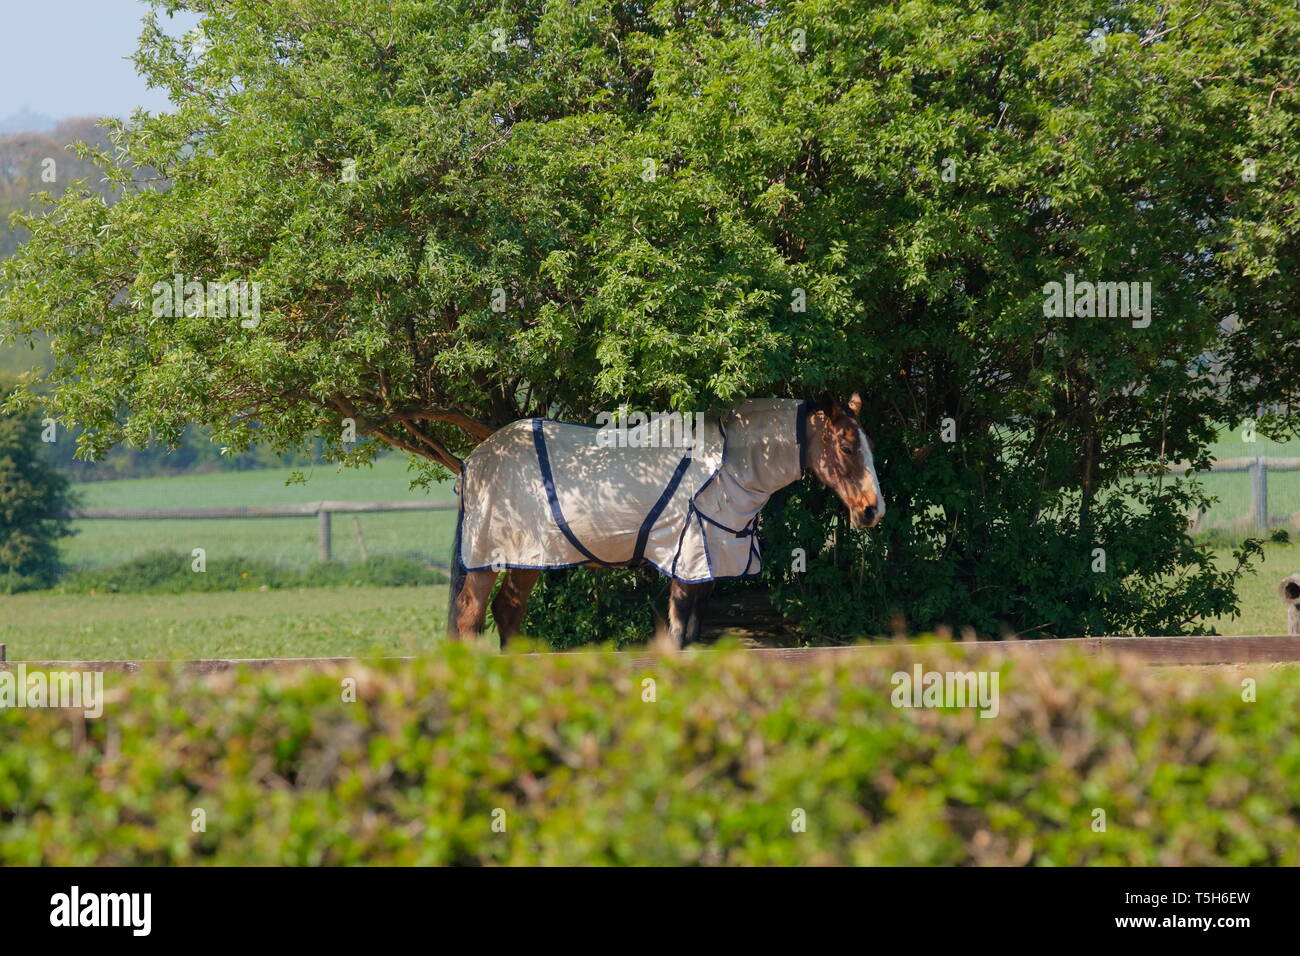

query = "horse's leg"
[668,579,713,649]
[453,569,498,640]
[686,580,714,646]
[491,568,541,649]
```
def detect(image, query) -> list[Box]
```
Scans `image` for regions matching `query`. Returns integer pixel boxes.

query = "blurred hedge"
[1,644,1297,865]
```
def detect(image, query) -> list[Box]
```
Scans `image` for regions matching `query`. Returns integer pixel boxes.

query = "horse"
[1280,575,1300,636]
[445,394,884,648]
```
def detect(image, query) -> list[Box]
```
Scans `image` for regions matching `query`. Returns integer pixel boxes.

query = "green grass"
[1190,470,1300,530]
[64,456,458,571]
[0,585,450,660]
[1204,539,1299,636]
[14,458,457,660]
[1110,429,1300,532]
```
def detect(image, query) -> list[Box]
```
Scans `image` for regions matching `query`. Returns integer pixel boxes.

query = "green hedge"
[57,550,446,594]
[1,643,1296,864]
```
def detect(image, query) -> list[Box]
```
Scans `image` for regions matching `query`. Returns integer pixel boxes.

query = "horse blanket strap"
[455,397,807,582]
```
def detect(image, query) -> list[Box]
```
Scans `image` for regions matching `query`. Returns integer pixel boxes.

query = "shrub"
[523,567,667,649]
[1,643,1296,865]
[0,380,75,592]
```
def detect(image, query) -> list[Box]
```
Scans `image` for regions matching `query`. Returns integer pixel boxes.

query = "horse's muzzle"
[853,505,881,529]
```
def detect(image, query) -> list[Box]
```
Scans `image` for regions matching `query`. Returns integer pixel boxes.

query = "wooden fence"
[60,456,1300,558]
[1156,456,1300,531]
[65,500,457,562]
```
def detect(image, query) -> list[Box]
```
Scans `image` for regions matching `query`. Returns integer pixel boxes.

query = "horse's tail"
[446,518,466,638]
[446,474,467,639]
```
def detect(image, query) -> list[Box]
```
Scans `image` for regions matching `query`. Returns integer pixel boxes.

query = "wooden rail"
[65,500,457,519]
[4,634,1298,673]
[1159,457,1300,472]
[1151,456,1300,532]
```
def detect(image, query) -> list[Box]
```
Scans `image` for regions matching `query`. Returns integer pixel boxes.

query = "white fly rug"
[455,398,808,582]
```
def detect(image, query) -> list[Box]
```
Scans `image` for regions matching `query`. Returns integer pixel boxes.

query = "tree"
[0,377,75,591]
[1,0,1296,636]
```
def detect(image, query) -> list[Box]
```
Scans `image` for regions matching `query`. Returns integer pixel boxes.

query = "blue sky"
[0,0,199,122]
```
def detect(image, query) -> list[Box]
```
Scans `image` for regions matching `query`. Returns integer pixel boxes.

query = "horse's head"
[806,393,884,530]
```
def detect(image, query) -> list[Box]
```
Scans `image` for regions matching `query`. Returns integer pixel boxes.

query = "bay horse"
[446,394,883,648]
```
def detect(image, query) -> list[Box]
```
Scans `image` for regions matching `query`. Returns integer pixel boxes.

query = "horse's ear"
[816,392,837,417]
[847,392,863,416]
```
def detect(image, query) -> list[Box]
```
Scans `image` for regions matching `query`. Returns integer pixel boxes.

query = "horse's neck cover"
[455,397,806,581]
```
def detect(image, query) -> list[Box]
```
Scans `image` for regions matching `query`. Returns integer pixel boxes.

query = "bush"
[0,380,75,592]
[523,567,667,649]
[57,551,445,594]
[1,643,1296,865]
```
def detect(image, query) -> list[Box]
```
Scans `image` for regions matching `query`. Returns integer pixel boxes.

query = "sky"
[0,0,199,125]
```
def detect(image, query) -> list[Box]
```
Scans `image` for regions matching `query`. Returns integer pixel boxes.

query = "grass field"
[3,544,1293,659]
[2,585,448,660]
[1203,538,1297,636]
[64,456,459,571]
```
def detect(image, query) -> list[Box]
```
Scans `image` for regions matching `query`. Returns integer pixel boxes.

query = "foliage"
[1,643,1297,864]
[0,122,322,479]
[38,421,331,481]
[57,549,445,594]
[0,376,75,591]
[1,1,1298,637]
[762,476,1265,639]
[523,566,667,649]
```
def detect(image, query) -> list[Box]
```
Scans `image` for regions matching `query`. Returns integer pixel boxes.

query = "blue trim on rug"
[631,451,693,566]
[696,507,717,579]
[695,508,755,537]
[532,418,620,568]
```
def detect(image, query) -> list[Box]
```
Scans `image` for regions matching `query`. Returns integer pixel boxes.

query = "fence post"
[1252,456,1268,532]
[318,508,332,562]
[0,643,5,662]
[353,516,368,562]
